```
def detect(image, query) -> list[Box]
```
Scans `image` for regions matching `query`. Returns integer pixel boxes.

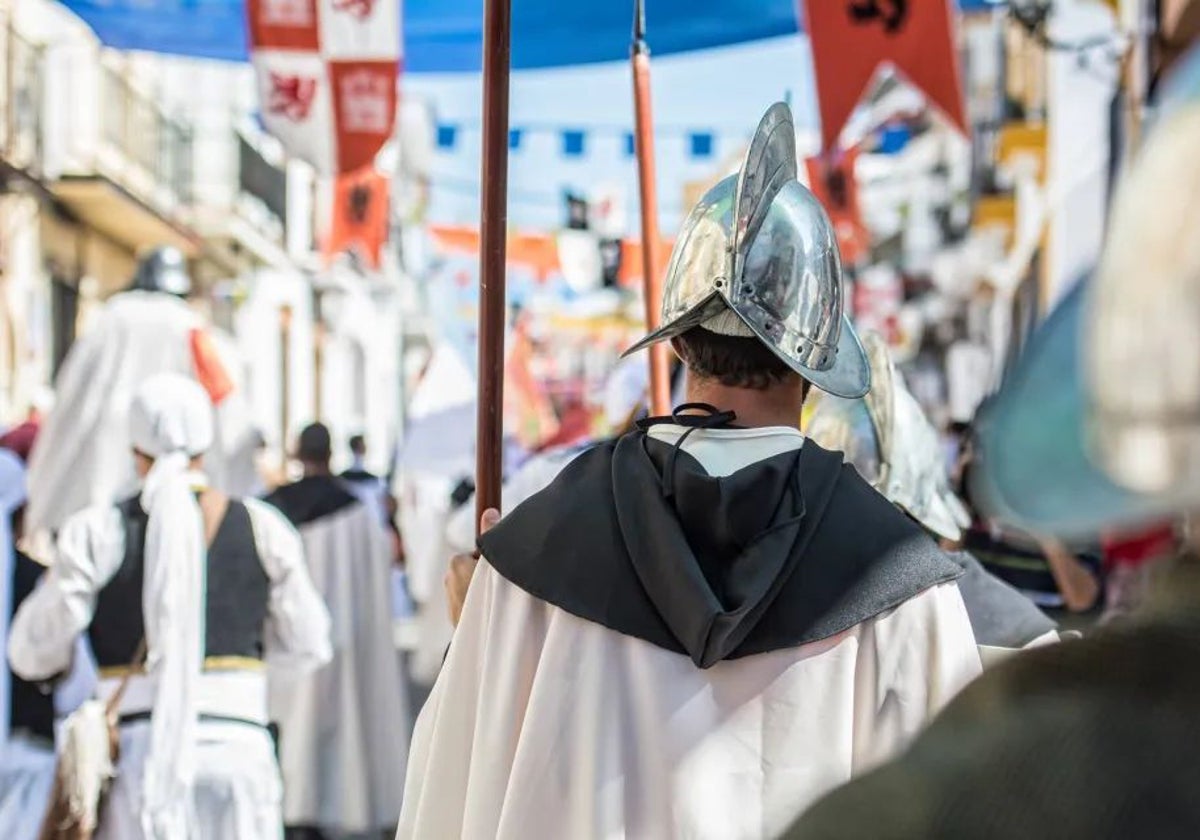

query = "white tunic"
[399,426,983,840]
[269,500,408,834]
[7,498,332,840]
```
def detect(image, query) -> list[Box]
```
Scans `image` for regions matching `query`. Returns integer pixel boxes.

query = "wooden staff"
[475,0,512,533]
[631,0,672,416]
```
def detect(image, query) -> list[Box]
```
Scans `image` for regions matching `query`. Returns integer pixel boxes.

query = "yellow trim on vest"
[98,655,264,680]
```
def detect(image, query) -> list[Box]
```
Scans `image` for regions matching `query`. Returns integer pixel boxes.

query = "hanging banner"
[803,0,966,150]
[324,167,390,268]
[804,148,869,265]
[247,0,401,174]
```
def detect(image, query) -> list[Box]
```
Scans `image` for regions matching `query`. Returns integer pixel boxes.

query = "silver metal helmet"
[807,332,970,541]
[623,102,870,398]
[130,245,192,298]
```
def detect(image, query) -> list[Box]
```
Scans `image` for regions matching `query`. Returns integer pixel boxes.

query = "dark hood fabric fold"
[264,475,360,528]
[480,432,963,668]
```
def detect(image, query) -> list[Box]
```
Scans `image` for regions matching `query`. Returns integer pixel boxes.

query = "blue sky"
[409,34,819,232]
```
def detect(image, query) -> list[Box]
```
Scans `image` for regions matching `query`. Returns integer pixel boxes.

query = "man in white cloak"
[9,373,332,839]
[265,423,408,839]
[398,103,982,840]
[25,246,259,538]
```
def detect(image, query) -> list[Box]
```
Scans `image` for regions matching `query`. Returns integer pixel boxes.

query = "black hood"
[480,431,961,668]
[264,475,359,528]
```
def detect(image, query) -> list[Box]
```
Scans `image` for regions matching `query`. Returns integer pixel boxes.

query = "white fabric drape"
[399,424,983,840]
[127,374,215,840]
[399,564,981,840]
[138,451,205,839]
[25,292,257,535]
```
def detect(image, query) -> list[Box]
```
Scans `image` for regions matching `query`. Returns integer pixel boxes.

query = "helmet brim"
[622,294,871,399]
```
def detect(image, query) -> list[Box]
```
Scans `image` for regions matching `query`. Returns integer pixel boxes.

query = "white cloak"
[269,500,408,834]
[8,497,332,840]
[399,425,983,840]
[26,292,257,535]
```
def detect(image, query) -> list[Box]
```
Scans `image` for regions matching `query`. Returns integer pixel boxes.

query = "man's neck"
[683,377,804,429]
[302,463,332,479]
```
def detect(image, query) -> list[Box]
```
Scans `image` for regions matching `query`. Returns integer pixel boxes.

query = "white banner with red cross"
[247,0,401,175]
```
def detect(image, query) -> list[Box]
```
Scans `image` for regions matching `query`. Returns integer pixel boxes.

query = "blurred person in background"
[806,331,1059,667]
[1100,521,1179,622]
[956,430,1104,624]
[24,247,259,542]
[0,448,84,840]
[340,433,389,527]
[398,104,981,840]
[266,423,407,840]
[8,374,331,839]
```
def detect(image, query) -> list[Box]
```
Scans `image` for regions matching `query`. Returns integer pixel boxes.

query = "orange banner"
[803,0,966,150]
[324,167,389,269]
[189,329,235,405]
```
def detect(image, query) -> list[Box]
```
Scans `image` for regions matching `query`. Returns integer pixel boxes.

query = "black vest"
[88,496,270,668]
[9,551,54,742]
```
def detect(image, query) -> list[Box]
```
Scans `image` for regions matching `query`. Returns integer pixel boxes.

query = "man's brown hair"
[673,327,802,392]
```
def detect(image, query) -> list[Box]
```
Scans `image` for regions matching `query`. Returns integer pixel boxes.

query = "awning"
[57,0,1000,73]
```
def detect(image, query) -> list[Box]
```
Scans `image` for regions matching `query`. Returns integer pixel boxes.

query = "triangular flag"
[324,167,390,269]
[803,0,967,150]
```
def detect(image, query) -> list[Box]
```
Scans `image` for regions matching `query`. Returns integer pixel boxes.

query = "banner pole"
[631,0,673,416]
[475,0,512,532]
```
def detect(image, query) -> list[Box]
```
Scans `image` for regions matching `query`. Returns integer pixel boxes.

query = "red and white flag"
[803,0,966,151]
[247,0,401,174]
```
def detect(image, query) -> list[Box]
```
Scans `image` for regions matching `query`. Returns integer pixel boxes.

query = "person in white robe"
[265,423,407,839]
[8,373,332,840]
[25,246,259,538]
[340,434,391,528]
[399,103,982,840]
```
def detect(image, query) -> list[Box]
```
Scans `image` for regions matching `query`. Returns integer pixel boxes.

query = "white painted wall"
[1045,0,1120,306]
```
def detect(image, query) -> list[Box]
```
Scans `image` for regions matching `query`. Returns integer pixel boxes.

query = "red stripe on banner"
[247,0,320,50]
[330,60,400,173]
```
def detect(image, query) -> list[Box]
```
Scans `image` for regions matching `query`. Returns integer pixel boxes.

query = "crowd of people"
[0,246,409,838]
[1,51,1199,840]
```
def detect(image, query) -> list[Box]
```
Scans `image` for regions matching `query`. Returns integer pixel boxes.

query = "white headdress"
[128,373,213,839]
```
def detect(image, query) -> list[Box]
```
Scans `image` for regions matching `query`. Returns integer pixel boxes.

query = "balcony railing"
[0,23,45,178]
[99,64,193,208]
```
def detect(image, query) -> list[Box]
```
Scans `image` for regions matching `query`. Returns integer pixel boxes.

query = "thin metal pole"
[631,0,672,417]
[475,0,512,532]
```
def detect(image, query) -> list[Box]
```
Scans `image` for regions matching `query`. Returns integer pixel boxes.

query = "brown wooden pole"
[475,0,512,533]
[631,0,672,416]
